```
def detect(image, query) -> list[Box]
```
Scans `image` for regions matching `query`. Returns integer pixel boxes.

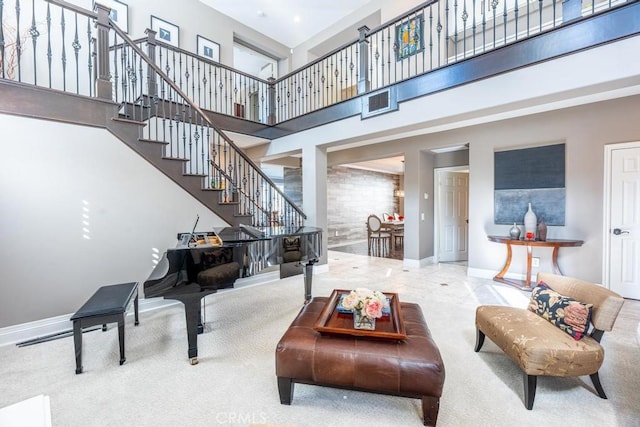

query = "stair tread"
[138,138,169,145]
[162,156,189,162]
[113,117,146,126]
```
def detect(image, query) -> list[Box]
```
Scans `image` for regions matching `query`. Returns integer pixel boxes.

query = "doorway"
[604,141,640,299]
[434,166,469,262]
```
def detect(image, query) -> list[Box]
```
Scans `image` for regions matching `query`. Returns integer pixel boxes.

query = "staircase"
[0,0,305,228]
[1,0,636,229]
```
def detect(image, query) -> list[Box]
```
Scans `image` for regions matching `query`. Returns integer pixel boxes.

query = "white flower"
[342,288,388,319]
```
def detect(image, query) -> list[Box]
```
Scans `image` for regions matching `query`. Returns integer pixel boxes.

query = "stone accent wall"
[282,165,400,246]
[284,167,303,208]
[328,166,400,246]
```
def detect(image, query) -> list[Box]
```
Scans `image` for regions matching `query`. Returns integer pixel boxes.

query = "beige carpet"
[1,252,639,426]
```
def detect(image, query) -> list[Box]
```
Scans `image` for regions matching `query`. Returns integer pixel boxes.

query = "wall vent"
[368,91,389,112]
[361,87,397,119]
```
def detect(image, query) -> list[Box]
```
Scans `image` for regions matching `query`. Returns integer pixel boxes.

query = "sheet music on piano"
[178,215,200,246]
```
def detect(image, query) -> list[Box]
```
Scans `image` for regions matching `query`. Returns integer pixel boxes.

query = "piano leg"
[303,259,318,304]
[166,290,216,365]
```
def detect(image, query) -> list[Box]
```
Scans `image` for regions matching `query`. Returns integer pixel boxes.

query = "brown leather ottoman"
[275,297,445,426]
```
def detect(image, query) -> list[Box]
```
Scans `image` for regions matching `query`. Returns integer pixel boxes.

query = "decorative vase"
[524,203,537,241]
[537,217,547,241]
[353,311,376,330]
[509,223,521,240]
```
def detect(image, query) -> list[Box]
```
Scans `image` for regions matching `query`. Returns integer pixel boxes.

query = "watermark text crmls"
[215,412,268,424]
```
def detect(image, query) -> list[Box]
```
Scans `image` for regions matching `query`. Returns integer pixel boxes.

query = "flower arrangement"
[341,288,388,319]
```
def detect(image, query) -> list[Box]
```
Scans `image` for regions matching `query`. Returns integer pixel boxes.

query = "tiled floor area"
[329,239,404,260]
[325,249,639,345]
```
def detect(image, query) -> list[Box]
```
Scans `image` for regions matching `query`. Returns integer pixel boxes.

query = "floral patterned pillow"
[528,281,593,340]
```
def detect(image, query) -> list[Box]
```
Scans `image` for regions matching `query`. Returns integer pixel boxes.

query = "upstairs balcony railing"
[0,0,305,228]
[1,0,629,125]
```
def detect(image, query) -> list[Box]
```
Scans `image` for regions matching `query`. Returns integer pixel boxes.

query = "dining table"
[382,220,404,249]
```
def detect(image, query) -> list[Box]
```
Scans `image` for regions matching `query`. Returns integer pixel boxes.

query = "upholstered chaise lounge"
[474,272,624,409]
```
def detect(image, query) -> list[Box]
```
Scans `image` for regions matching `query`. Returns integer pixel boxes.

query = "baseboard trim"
[0,297,178,348]
[467,267,526,281]
[403,256,434,269]
[0,264,331,348]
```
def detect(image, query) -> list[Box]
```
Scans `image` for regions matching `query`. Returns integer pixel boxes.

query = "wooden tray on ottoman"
[313,289,407,340]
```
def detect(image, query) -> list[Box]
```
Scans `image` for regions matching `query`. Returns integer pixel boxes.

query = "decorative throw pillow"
[527,281,593,340]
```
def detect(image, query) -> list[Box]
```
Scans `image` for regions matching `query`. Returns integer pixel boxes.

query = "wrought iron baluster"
[514,0,519,41]
[491,0,497,48]
[61,7,66,90]
[420,6,426,73]
[137,51,143,121]
[428,7,434,70]
[16,0,21,81]
[196,56,201,108]
[181,102,187,162]
[187,105,193,174]
[527,0,530,37]
[472,0,477,54]
[190,55,195,105]
[437,2,442,67]
[538,0,543,33]
[72,13,80,93]
[443,3,449,64]
[0,0,5,79]
[482,0,487,51]
[224,68,229,115]
[86,17,92,96]
[29,0,39,85]
[503,0,507,45]
[387,25,392,86]
[461,1,468,58]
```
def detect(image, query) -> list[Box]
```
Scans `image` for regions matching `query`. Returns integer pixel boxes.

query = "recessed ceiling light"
[293,16,301,23]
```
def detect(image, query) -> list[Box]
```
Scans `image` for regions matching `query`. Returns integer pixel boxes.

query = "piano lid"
[214,224,323,244]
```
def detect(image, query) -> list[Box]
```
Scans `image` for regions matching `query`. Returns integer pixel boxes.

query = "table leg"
[525,245,533,288]
[551,246,562,275]
[494,242,513,281]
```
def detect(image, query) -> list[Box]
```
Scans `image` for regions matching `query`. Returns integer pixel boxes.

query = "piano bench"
[70,282,139,374]
[197,262,240,290]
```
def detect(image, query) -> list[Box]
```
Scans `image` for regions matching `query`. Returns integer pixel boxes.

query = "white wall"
[71,0,291,68]
[0,115,227,328]
[256,34,640,273]
[467,97,640,284]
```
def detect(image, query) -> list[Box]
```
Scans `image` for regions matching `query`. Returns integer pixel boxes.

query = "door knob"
[612,228,629,235]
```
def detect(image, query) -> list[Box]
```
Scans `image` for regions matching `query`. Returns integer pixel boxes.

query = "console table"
[487,236,584,290]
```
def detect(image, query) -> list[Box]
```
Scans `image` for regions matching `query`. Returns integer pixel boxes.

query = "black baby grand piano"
[143,224,322,365]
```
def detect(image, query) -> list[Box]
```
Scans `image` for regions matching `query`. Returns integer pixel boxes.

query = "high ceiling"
[202,1,407,175]
[198,0,374,48]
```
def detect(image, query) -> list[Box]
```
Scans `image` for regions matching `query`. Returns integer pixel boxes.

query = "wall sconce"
[394,190,405,198]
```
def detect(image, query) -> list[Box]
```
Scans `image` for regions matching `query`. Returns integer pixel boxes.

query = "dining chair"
[367,214,391,256]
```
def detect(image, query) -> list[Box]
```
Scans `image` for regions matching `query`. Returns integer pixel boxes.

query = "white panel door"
[609,146,640,299]
[438,171,469,262]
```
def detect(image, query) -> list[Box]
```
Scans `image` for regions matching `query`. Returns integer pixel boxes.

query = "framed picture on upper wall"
[94,0,128,33]
[107,1,128,33]
[395,14,424,61]
[151,15,179,48]
[197,35,220,62]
